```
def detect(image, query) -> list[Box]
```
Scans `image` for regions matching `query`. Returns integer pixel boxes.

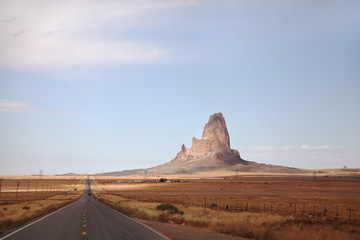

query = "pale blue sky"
[1,0,359,175]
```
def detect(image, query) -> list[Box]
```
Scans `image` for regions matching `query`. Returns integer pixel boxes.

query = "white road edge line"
[100,201,171,240]
[0,199,80,240]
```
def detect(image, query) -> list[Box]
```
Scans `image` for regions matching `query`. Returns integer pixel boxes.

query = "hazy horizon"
[1,0,359,175]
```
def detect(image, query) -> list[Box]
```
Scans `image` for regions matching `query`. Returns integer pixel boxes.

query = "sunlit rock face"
[191,112,230,152]
[149,113,247,174]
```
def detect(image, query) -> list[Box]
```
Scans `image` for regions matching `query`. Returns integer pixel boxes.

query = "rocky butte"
[95,112,305,176]
[154,112,248,174]
[145,112,305,175]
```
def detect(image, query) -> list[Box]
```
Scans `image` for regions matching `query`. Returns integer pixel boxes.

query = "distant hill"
[57,173,87,176]
[95,113,307,176]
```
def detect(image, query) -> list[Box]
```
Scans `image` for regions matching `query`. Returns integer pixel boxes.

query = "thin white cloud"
[0,98,73,114]
[240,145,332,151]
[3,16,17,23]
[0,0,199,69]
[300,144,330,150]
[0,98,30,112]
[238,145,360,169]
[153,145,179,149]
[12,30,26,37]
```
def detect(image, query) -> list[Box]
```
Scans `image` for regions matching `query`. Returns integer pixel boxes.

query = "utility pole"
[16,181,20,201]
[27,181,30,199]
[0,179,2,199]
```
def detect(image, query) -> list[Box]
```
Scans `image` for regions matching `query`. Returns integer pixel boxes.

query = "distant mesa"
[95,112,305,176]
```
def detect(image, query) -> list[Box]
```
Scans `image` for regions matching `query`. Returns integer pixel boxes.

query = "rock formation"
[170,113,246,167]
[94,112,306,176]
[144,113,248,174]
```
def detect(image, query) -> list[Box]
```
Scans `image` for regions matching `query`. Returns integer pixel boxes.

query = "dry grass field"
[91,173,360,240]
[0,176,85,233]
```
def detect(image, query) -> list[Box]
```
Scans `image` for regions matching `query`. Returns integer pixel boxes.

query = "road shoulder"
[138,219,248,240]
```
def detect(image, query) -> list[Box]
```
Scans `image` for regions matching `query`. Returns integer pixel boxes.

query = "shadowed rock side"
[94,113,306,176]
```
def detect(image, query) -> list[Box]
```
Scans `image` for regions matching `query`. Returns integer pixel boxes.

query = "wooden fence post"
[204,196,206,212]
[313,205,316,217]
[348,209,353,221]
[303,204,305,215]
[278,204,280,215]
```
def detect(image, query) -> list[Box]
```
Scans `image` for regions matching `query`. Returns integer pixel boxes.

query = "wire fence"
[187,197,359,222]
[0,178,80,203]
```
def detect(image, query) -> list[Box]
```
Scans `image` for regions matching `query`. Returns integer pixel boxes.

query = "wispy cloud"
[238,145,360,169]
[153,145,179,149]
[3,16,17,23]
[239,145,333,151]
[0,0,199,69]
[12,30,25,37]
[0,98,73,114]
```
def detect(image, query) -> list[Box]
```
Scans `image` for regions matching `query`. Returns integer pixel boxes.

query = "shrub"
[156,203,183,215]
[22,206,30,210]
[210,203,218,208]
[3,207,7,211]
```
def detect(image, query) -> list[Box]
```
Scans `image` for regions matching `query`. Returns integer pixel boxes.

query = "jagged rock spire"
[202,112,230,149]
[191,112,230,152]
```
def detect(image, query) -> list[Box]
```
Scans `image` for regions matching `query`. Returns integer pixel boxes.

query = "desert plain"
[1,170,359,239]
[90,169,360,240]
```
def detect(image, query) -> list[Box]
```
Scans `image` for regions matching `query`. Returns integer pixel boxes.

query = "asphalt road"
[0,178,168,240]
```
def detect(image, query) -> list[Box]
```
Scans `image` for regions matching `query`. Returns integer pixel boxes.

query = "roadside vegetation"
[0,177,85,234]
[91,175,360,240]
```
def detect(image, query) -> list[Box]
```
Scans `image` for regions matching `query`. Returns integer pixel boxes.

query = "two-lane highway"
[0,178,169,240]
